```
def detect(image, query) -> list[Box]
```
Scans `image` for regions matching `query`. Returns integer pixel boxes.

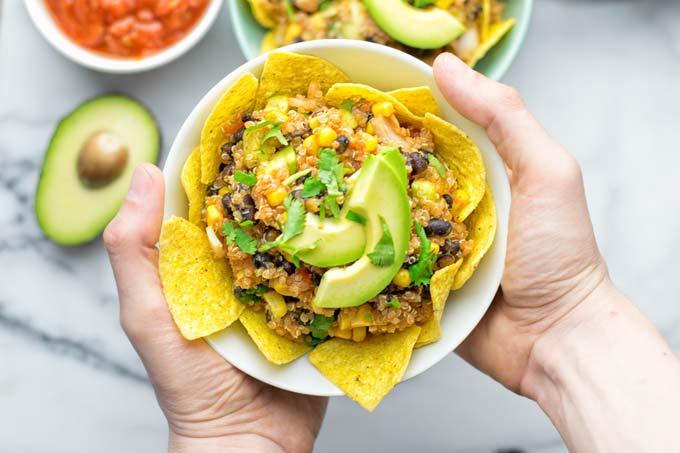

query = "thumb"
[433,53,575,179]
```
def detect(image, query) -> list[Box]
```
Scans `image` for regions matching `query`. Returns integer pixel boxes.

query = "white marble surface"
[2,1,680,451]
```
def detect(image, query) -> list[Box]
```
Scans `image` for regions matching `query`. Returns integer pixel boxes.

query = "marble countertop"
[2,1,680,451]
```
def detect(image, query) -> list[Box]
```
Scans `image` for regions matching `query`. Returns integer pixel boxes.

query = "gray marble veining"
[2,1,679,452]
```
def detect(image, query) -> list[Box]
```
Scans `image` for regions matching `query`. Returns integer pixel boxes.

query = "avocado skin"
[35,94,160,246]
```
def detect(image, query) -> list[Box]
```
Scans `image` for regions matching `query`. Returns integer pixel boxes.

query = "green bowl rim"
[228,0,533,81]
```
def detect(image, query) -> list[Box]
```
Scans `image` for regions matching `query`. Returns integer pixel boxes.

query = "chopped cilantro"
[301,176,325,198]
[259,196,309,254]
[234,285,268,304]
[428,153,446,178]
[234,170,257,186]
[239,220,255,228]
[346,210,366,225]
[339,99,354,111]
[246,119,273,132]
[408,222,437,285]
[367,216,395,267]
[386,297,401,309]
[262,122,288,146]
[318,148,346,195]
[223,223,258,254]
[323,194,341,219]
[309,314,334,340]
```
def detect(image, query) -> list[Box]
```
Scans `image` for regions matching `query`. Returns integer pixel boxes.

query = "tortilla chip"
[480,0,491,42]
[200,72,259,184]
[256,52,349,109]
[453,185,497,290]
[309,326,421,412]
[424,113,485,221]
[239,308,311,365]
[181,147,205,226]
[388,87,441,117]
[159,216,244,340]
[325,83,423,127]
[415,259,464,348]
[246,0,276,29]
[468,18,516,68]
[260,31,277,54]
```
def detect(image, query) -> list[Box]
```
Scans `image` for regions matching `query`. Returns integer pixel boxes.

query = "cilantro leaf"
[346,210,366,225]
[262,122,288,146]
[309,314,334,340]
[386,297,401,309]
[428,153,446,178]
[239,220,255,228]
[259,196,308,252]
[317,148,345,196]
[339,99,354,111]
[367,216,395,266]
[408,222,437,285]
[222,222,258,254]
[301,176,325,198]
[234,170,257,186]
[246,119,273,132]
[234,285,268,304]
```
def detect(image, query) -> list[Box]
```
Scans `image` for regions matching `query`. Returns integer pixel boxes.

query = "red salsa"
[44,0,209,59]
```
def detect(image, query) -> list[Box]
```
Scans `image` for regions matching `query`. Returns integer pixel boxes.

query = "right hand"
[433,53,610,395]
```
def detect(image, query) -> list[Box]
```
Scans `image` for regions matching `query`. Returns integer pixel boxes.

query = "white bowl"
[164,40,510,396]
[23,0,223,74]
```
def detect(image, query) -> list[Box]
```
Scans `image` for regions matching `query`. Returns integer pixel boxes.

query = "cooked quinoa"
[202,82,472,345]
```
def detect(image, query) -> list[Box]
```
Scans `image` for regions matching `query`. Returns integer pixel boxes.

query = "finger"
[433,53,572,176]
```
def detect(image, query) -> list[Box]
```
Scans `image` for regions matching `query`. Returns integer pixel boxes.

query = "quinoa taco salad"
[159,52,497,411]
[247,0,515,66]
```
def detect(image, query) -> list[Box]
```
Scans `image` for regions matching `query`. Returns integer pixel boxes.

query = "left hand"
[104,164,327,453]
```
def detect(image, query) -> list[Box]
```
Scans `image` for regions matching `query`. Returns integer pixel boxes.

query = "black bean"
[443,193,453,208]
[242,194,255,207]
[284,296,297,303]
[253,252,275,269]
[220,142,231,154]
[233,287,244,299]
[263,227,280,242]
[425,219,452,236]
[311,272,322,286]
[241,113,254,122]
[281,260,296,275]
[224,162,235,176]
[239,206,255,221]
[421,285,431,301]
[408,152,428,176]
[206,186,219,196]
[436,254,457,269]
[442,239,460,256]
[366,112,374,122]
[233,127,245,143]
[221,194,233,213]
[218,162,226,172]
[335,135,349,152]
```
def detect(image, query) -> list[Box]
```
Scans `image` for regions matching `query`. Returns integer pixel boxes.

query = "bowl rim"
[163,39,510,396]
[227,0,534,81]
[23,0,224,74]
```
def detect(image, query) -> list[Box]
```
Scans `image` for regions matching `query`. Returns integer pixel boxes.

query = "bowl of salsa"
[24,0,224,73]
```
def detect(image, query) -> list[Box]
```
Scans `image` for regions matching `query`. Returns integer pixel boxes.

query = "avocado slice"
[314,149,411,308]
[35,95,160,245]
[363,0,466,50]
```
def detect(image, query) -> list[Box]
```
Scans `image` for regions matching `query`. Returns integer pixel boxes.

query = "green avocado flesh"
[35,95,160,246]
[313,148,411,308]
[363,0,466,49]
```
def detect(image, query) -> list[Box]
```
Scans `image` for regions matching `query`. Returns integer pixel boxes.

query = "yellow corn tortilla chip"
[159,216,244,340]
[468,18,516,68]
[239,308,311,365]
[453,185,497,290]
[480,0,491,42]
[260,31,277,54]
[200,72,259,185]
[424,112,485,221]
[309,326,421,412]
[246,0,276,29]
[388,86,441,117]
[181,147,205,226]
[325,83,423,127]
[415,259,464,348]
[256,52,349,109]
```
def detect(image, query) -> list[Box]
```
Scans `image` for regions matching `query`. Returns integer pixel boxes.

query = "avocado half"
[363,0,465,49]
[35,95,160,246]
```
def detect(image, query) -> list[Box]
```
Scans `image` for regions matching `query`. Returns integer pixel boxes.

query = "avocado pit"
[77,130,129,187]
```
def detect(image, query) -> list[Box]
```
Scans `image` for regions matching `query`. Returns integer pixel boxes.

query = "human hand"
[104,164,327,453]
[433,54,610,395]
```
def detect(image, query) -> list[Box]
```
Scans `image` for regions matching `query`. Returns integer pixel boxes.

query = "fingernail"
[127,165,152,202]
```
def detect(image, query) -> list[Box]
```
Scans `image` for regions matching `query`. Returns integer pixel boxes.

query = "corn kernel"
[362,132,378,153]
[302,135,319,155]
[338,312,352,330]
[284,23,302,43]
[272,279,295,296]
[351,304,373,328]
[331,328,352,340]
[352,327,367,342]
[430,242,440,255]
[263,291,288,320]
[316,126,338,147]
[309,116,321,129]
[372,101,394,117]
[392,268,412,288]
[365,122,375,135]
[218,187,229,196]
[206,205,223,230]
[267,186,288,207]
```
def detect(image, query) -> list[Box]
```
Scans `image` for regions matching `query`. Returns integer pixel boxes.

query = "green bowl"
[228,0,533,81]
